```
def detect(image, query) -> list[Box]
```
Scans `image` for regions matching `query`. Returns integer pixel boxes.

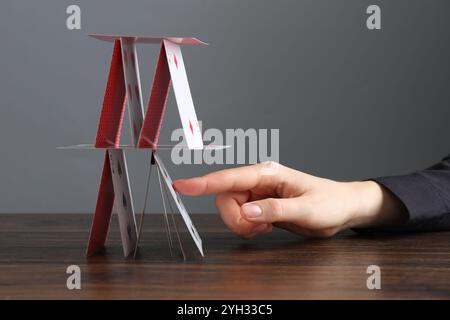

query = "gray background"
[0,0,449,214]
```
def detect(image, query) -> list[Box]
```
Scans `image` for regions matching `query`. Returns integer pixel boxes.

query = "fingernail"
[242,203,262,218]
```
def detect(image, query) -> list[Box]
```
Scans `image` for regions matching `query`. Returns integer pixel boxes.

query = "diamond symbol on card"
[189,120,194,135]
[173,54,178,69]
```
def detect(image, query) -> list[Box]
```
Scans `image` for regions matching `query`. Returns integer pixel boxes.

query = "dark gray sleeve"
[356,154,450,233]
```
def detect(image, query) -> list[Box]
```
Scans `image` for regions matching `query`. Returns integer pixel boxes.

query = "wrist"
[346,181,408,229]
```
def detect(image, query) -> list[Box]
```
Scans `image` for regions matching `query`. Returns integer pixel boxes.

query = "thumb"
[240,197,304,224]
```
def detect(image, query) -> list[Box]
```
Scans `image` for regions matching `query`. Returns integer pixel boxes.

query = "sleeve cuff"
[373,173,446,223]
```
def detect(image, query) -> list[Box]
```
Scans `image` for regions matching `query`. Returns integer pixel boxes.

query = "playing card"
[120,38,144,146]
[138,43,171,149]
[90,34,207,46]
[95,39,127,147]
[86,151,115,257]
[108,149,138,257]
[153,153,204,256]
[163,39,203,150]
[57,143,230,150]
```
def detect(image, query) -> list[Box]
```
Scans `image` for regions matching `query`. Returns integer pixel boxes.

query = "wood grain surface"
[0,214,449,299]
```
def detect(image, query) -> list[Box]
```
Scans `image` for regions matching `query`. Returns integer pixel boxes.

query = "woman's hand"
[173,162,407,239]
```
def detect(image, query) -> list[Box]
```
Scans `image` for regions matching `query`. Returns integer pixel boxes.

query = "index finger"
[173,162,294,196]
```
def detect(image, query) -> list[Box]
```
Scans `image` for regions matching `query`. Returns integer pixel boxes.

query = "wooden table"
[0,214,449,299]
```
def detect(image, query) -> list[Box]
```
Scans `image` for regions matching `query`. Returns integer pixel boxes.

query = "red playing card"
[138,43,171,149]
[86,151,115,257]
[95,39,127,148]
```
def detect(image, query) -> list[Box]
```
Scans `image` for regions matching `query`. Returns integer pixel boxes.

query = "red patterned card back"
[86,151,115,257]
[95,40,126,147]
[138,43,171,148]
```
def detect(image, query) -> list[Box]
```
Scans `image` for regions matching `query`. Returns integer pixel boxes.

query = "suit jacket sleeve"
[359,154,450,233]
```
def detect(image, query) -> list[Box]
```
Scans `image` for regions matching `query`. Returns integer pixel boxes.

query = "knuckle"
[260,160,277,167]
[258,161,282,176]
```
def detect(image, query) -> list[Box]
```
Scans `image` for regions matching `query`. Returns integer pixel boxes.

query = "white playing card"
[163,39,203,150]
[120,38,144,146]
[108,149,138,257]
[153,153,204,256]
